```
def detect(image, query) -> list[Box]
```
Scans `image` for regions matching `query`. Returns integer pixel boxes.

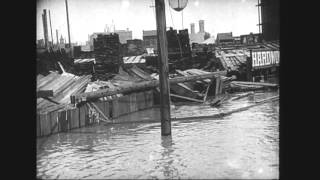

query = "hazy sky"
[37,0,260,44]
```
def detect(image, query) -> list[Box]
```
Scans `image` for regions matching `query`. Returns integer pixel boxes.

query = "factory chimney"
[199,20,204,33]
[190,23,195,34]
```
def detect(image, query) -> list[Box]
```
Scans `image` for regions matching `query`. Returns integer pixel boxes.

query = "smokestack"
[199,20,204,33]
[190,23,195,34]
[42,9,49,48]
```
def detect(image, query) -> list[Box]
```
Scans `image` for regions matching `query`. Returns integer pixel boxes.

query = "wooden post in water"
[155,0,171,136]
[247,50,253,81]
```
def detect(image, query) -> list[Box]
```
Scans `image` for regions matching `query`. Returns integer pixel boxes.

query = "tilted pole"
[65,0,72,56]
[155,0,171,136]
[49,10,54,47]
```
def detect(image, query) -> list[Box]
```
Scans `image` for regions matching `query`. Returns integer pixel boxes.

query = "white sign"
[252,50,280,68]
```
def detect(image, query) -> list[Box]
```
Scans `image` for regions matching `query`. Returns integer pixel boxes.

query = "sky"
[37,0,260,45]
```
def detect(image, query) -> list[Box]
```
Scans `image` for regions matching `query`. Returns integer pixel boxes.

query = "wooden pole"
[56,29,60,49]
[65,0,72,56]
[155,0,171,136]
[42,9,49,49]
[49,10,54,47]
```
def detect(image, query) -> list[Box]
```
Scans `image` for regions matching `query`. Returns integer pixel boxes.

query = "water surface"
[37,91,279,179]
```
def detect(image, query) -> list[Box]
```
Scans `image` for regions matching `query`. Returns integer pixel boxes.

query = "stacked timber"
[127,39,144,56]
[166,28,192,71]
[93,33,122,81]
[37,72,92,114]
[73,58,95,76]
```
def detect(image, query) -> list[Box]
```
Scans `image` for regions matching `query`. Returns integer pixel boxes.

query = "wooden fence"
[37,90,154,138]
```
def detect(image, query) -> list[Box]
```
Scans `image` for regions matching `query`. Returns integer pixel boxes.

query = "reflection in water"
[37,91,279,179]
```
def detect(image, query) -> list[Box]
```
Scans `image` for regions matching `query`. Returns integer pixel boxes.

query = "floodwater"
[37,91,279,179]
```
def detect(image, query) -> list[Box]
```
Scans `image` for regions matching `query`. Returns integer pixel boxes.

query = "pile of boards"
[166,28,192,71]
[73,58,95,76]
[37,71,92,114]
[93,33,122,81]
[126,39,144,56]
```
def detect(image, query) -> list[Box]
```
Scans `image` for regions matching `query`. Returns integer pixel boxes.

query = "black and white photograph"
[36,0,280,179]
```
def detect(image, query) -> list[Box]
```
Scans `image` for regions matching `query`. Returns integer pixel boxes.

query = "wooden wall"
[37,90,154,138]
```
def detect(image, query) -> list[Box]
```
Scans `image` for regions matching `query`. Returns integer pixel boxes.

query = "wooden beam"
[170,93,204,103]
[155,0,171,136]
[37,90,53,98]
[87,102,112,123]
[231,81,278,87]
[71,71,226,104]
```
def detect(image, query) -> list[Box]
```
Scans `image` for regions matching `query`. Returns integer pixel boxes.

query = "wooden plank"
[129,93,137,113]
[148,90,154,108]
[89,102,111,123]
[49,110,59,134]
[40,113,51,136]
[66,109,72,130]
[215,76,221,96]
[231,81,278,87]
[37,114,41,137]
[58,110,68,132]
[170,93,204,103]
[136,92,145,110]
[95,101,105,122]
[37,90,53,98]
[70,108,79,129]
[103,101,110,118]
[79,104,86,127]
[112,99,119,118]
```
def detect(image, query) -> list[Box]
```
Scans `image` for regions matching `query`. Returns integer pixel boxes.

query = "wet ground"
[37,91,279,179]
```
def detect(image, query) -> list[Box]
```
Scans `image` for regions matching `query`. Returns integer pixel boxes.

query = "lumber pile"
[93,33,122,81]
[37,72,92,113]
[73,58,95,76]
[166,28,192,71]
[127,39,144,56]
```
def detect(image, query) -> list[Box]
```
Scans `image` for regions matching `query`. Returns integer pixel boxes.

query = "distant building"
[234,36,241,44]
[240,33,262,44]
[143,30,158,53]
[114,29,132,44]
[216,32,234,45]
[189,20,211,44]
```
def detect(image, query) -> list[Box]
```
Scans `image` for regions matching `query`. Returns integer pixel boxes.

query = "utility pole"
[49,10,54,48]
[155,0,171,136]
[42,9,49,49]
[257,0,261,34]
[56,29,60,50]
[65,0,72,56]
